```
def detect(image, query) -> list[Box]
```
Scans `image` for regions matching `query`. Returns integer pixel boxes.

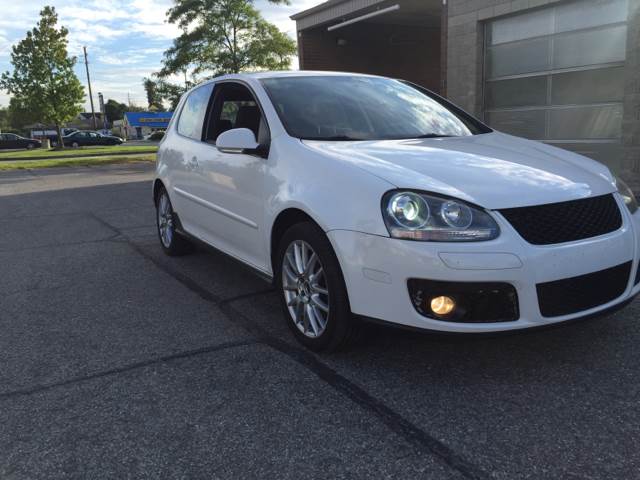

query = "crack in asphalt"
[86,212,491,480]
[0,340,258,401]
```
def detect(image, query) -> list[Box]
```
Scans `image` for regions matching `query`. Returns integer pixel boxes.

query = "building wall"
[299,23,442,92]
[446,0,640,179]
[623,2,640,175]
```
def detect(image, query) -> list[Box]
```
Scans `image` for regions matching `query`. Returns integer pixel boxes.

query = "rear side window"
[178,83,214,140]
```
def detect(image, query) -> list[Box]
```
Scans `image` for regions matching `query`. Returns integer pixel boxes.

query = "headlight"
[383,191,500,241]
[615,176,638,214]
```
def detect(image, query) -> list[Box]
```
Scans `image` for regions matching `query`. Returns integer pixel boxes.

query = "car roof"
[198,70,384,87]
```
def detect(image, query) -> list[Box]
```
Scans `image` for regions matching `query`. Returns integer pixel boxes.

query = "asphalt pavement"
[2,163,640,479]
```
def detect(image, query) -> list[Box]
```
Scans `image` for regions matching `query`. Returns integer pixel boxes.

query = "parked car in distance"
[0,133,42,150]
[145,130,165,141]
[30,128,77,147]
[154,71,640,351]
[63,130,124,147]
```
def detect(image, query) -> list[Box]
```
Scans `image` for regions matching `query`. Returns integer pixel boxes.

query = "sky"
[0,0,319,109]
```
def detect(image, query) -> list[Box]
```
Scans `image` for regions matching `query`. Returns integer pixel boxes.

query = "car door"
[5,134,19,148]
[166,82,216,240]
[68,132,83,146]
[0,134,7,149]
[193,81,269,271]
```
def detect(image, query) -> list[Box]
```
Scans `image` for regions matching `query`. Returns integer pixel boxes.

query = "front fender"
[264,138,394,247]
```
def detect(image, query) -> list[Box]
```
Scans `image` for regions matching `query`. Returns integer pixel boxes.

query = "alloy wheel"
[282,240,330,338]
[157,192,174,248]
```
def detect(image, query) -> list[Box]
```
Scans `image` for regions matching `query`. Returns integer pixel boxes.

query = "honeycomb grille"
[500,194,622,245]
[537,262,631,317]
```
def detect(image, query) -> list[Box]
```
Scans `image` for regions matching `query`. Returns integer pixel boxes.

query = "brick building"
[292,0,640,178]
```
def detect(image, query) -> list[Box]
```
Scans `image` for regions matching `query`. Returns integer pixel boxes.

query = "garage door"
[483,0,629,167]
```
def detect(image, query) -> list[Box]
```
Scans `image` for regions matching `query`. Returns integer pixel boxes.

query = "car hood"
[301,132,616,209]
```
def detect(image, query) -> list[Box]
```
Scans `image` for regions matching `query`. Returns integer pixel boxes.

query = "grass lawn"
[0,153,156,170]
[0,145,157,160]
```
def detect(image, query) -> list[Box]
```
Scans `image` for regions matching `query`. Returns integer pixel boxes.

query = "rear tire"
[276,222,357,352]
[71,142,79,148]
[155,186,193,256]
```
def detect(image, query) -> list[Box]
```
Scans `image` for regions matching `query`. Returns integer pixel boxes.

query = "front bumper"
[328,195,640,333]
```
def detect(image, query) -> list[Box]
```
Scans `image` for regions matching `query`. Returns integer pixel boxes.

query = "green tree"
[104,99,144,125]
[104,99,128,124]
[7,97,39,130]
[159,0,296,78]
[143,77,165,110]
[0,6,84,148]
[143,78,192,111]
[0,106,9,132]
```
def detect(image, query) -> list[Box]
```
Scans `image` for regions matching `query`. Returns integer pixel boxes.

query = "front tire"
[276,222,356,351]
[155,186,193,256]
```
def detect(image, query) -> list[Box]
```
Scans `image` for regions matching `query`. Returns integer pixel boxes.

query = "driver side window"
[204,83,269,146]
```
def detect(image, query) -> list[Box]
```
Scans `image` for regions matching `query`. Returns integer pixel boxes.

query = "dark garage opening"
[295,0,443,93]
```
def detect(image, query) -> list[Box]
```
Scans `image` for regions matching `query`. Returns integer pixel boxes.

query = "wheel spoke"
[296,301,306,328]
[311,284,328,295]
[287,295,299,307]
[301,242,309,269]
[311,294,329,313]
[312,305,328,329]
[293,242,305,274]
[283,265,298,284]
[306,304,320,336]
[304,252,318,276]
[285,252,298,276]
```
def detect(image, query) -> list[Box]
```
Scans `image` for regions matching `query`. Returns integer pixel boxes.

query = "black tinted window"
[205,83,268,145]
[261,76,487,140]
[178,83,214,140]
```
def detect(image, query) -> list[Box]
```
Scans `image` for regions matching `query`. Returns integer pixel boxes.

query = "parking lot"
[2,162,640,479]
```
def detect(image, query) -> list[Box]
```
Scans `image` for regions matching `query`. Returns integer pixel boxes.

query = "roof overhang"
[291,0,388,31]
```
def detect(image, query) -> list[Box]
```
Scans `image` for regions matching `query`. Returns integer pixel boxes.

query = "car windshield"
[260,76,489,141]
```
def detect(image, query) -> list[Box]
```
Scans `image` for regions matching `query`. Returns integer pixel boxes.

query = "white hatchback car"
[154,71,640,350]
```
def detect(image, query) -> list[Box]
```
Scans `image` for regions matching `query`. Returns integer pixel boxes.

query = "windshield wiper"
[301,135,364,141]
[414,133,455,139]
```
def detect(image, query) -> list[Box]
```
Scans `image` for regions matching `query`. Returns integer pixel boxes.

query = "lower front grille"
[537,262,631,317]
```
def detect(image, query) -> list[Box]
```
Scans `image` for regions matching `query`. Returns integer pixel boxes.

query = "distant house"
[67,112,106,130]
[116,111,173,140]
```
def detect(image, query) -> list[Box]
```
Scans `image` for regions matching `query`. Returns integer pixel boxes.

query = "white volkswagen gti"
[154,71,640,351]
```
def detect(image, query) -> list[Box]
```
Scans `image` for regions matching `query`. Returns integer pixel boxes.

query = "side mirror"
[216,128,260,154]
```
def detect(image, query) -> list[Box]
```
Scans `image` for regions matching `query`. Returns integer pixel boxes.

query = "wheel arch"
[270,207,325,272]
[153,178,166,205]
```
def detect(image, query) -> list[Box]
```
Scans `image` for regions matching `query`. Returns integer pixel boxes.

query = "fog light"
[430,296,455,316]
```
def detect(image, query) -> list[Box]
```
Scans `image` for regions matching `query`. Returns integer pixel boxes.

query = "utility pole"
[83,46,98,130]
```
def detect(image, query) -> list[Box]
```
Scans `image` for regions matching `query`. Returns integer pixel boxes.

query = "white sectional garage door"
[483,0,629,167]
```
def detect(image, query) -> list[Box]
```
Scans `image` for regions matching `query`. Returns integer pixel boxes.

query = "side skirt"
[171,211,274,285]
